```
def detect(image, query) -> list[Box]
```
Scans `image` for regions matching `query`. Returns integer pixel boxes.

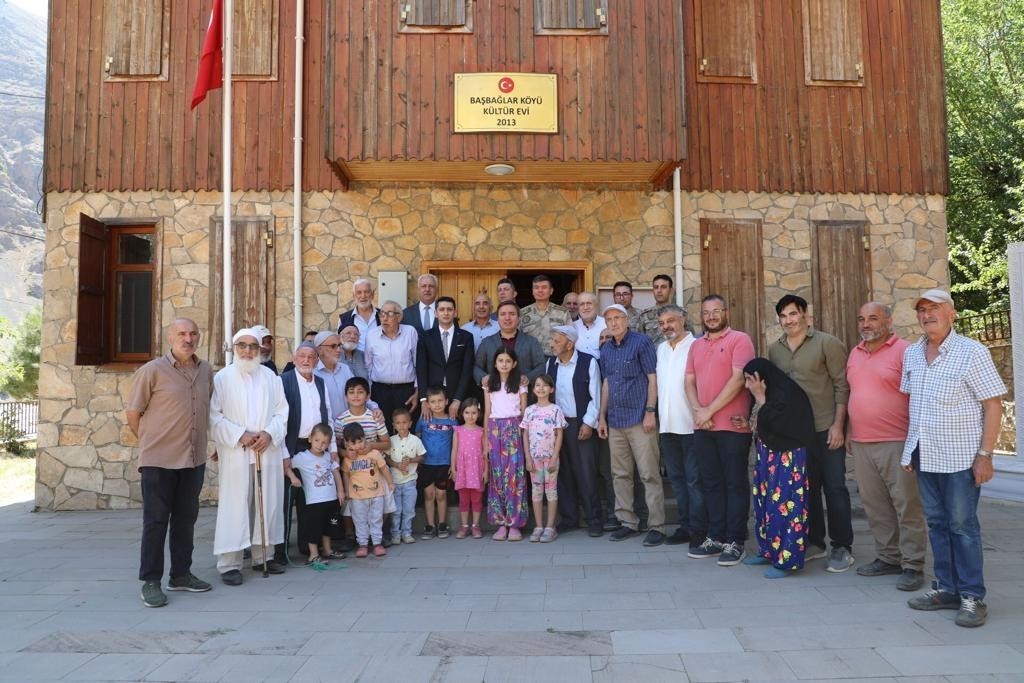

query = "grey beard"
[234,356,261,374]
[342,342,358,352]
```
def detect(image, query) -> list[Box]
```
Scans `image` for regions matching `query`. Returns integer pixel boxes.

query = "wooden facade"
[44,0,947,195]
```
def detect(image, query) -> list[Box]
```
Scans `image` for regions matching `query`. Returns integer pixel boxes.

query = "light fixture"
[484,163,516,176]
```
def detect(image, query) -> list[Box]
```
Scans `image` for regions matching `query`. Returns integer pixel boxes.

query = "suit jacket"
[338,307,381,333]
[403,302,438,334]
[280,369,329,456]
[473,332,547,386]
[416,326,475,402]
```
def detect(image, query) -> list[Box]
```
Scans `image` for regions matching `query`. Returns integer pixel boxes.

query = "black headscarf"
[742,357,818,455]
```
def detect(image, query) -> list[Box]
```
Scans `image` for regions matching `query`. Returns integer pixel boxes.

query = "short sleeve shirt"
[520,403,568,460]
[685,328,755,432]
[389,433,426,484]
[599,331,658,429]
[846,334,910,443]
[342,450,388,499]
[334,409,389,448]
[290,450,341,504]
[416,416,457,466]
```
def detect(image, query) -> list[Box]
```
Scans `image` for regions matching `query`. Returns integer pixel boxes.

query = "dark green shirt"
[768,328,850,432]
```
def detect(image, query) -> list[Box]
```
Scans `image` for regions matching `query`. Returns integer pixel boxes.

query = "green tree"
[942,0,1024,313]
[0,307,41,399]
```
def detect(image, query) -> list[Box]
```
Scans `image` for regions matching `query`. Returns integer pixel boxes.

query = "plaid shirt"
[599,330,657,429]
[900,331,1005,473]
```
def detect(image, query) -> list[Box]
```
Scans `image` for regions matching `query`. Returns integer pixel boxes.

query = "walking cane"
[253,445,270,578]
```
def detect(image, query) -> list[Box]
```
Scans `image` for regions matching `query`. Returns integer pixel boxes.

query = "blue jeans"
[391,480,418,538]
[660,433,705,536]
[694,430,751,543]
[915,464,985,600]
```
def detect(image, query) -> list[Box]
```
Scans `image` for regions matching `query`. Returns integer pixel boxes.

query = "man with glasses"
[573,292,607,360]
[612,281,642,332]
[366,301,419,432]
[338,278,380,351]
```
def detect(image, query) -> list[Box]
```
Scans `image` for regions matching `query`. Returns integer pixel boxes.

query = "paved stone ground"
[1,494,1023,682]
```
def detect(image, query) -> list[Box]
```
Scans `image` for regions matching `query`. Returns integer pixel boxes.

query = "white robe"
[210,364,289,555]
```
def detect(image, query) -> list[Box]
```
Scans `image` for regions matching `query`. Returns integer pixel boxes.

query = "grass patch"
[0,451,36,506]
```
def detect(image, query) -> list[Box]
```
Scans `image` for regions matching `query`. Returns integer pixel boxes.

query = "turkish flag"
[191,0,224,109]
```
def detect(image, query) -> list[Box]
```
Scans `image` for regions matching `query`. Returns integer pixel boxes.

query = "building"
[37,0,949,510]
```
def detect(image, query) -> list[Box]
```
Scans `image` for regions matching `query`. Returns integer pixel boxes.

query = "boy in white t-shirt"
[285,424,346,564]
[386,407,426,544]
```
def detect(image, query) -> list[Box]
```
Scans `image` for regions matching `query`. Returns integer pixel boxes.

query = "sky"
[8,0,47,19]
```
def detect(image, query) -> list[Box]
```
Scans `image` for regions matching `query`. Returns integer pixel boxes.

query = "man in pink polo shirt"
[846,301,926,592]
[684,294,755,566]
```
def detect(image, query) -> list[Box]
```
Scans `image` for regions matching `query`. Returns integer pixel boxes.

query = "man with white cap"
[210,329,290,585]
[249,325,278,374]
[546,324,603,536]
[902,289,1005,627]
[597,303,665,547]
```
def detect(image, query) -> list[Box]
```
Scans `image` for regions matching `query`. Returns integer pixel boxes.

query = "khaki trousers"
[608,424,664,531]
[850,440,927,570]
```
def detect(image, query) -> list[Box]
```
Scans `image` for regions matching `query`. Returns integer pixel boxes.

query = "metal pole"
[293,0,305,349]
[223,0,234,362]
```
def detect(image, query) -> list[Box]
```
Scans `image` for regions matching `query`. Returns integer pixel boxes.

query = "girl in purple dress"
[484,349,528,541]
[451,398,487,539]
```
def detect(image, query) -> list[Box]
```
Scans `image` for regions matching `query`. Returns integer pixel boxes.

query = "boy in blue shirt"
[416,386,457,539]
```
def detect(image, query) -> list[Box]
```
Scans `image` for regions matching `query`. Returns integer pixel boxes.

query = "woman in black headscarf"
[740,358,818,578]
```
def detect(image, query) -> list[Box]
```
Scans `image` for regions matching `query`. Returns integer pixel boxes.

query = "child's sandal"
[455,525,469,539]
[355,546,369,558]
[470,524,482,539]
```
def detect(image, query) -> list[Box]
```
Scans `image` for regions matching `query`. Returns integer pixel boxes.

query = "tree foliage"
[0,307,40,400]
[943,0,1024,313]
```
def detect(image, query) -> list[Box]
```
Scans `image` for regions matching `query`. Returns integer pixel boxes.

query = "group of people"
[129,274,1004,629]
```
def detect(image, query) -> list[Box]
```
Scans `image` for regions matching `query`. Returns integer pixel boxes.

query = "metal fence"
[956,310,1011,344]
[0,401,38,439]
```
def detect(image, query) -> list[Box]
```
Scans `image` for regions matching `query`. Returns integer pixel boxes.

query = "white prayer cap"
[232,328,259,344]
[249,324,273,340]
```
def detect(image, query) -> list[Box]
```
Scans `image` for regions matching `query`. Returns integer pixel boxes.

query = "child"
[484,348,528,541]
[284,423,346,564]
[521,375,567,543]
[451,398,487,539]
[416,386,458,539]
[387,407,426,544]
[339,422,394,557]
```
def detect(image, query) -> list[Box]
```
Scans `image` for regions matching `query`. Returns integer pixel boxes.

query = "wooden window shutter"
[535,0,608,34]
[104,0,169,79]
[406,0,467,27]
[76,215,109,365]
[803,0,864,85]
[695,0,757,83]
[233,0,279,79]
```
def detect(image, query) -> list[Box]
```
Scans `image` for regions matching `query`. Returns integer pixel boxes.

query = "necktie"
[442,330,450,360]
[422,305,431,330]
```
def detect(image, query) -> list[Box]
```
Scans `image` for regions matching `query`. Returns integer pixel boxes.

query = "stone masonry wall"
[37,188,947,509]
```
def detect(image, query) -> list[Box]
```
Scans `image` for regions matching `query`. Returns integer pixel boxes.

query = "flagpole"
[222,0,234,363]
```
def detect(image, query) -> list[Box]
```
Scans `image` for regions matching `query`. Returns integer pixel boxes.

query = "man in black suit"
[403,274,439,334]
[416,296,475,420]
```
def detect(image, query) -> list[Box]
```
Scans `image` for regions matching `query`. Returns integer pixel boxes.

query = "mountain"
[0,0,46,325]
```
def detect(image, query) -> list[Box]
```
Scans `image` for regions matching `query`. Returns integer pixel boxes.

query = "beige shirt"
[519,302,572,353]
[127,352,213,469]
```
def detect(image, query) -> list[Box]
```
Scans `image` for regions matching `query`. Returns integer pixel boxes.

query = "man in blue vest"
[547,325,604,537]
[275,342,334,563]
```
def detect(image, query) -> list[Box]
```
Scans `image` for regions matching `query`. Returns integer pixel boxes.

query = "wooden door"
[700,218,764,350]
[434,269,506,321]
[210,217,276,363]
[811,221,871,351]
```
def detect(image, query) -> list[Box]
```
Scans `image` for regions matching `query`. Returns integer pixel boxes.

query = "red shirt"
[685,328,755,432]
[846,334,910,442]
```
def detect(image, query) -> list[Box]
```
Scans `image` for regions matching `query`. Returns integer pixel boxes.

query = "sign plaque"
[454,73,558,133]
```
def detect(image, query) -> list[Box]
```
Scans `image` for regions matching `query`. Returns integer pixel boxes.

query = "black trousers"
[371,381,416,433]
[139,464,205,582]
[277,438,310,560]
[556,418,602,527]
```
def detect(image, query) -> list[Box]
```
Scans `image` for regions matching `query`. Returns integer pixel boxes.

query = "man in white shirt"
[337,278,380,352]
[403,274,439,334]
[573,292,607,359]
[656,305,704,546]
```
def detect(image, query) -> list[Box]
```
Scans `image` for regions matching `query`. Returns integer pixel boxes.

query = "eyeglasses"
[319,343,342,349]
[701,309,726,318]
[234,342,260,351]
[380,311,402,317]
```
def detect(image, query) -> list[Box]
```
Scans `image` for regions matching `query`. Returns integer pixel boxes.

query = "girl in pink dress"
[451,398,487,539]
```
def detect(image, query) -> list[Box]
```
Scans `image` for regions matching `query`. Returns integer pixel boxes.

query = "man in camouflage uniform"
[613,281,642,332]
[520,274,572,355]
[637,274,675,345]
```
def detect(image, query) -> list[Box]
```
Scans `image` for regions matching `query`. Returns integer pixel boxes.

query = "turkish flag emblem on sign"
[498,77,515,93]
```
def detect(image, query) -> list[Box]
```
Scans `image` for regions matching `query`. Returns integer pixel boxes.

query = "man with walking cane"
[210,329,290,585]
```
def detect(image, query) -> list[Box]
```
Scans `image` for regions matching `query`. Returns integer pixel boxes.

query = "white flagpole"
[222,0,234,362]
[293,0,305,349]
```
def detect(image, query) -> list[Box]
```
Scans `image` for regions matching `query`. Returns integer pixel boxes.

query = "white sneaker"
[402,535,416,544]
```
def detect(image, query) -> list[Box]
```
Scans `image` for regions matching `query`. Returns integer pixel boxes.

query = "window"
[76,216,158,365]
[694,0,757,83]
[802,0,864,86]
[399,0,473,33]
[104,0,170,80]
[233,0,279,79]
[534,0,609,36]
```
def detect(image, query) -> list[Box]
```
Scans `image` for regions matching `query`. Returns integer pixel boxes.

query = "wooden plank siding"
[44,0,946,196]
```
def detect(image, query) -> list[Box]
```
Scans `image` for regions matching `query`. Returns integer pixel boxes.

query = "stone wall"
[38,187,948,509]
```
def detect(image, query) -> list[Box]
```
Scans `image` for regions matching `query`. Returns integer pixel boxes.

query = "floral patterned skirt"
[752,437,808,571]
[486,417,527,528]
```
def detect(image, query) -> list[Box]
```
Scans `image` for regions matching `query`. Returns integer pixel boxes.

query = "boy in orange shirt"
[340,422,394,557]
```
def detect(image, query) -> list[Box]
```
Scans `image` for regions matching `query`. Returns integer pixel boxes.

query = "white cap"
[914,289,954,308]
[249,324,273,340]
[602,304,628,317]
[232,328,259,344]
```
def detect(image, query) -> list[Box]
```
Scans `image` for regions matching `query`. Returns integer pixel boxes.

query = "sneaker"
[954,595,987,627]
[373,545,387,557]
[421,525,436,540]
[530,527,544,542]
[805,544,828,561]
[907,588,960,611]
[587,523,604,538]
[717,541,746,566]
[220,570,243,586]
[456,525,469,539]
[609,526,639,542]
[642,530,665,547]
[167,573,212,593]
[355,546,369,558]
[688,538,723,559]
[826,547,855,573]
[402,534,417,544]
[471,525,482,539]
[638,519,649,532]
[540,527,557,543]
[664,528,691,546]
[382,534,394,548]
[897,569,925,592]
[492,525,508,541]
[339,537,357,553]
[555,521,578,533]
[856,558,902,577]
[437,523,450,539]
[507,527,523,542]
[603,517,622,532]
[140,581,167,608]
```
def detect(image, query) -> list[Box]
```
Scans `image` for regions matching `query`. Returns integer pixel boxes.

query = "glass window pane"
[115,272,153,355]
[119,233,153,264]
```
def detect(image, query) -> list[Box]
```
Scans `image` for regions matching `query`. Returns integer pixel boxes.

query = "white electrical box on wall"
[378,271,409,308]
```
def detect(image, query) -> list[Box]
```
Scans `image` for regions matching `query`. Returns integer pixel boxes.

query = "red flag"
[191,0,224,109]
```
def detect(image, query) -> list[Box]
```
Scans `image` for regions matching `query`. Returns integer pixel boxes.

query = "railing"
[0,401,38,439]
[956,310,1011,344]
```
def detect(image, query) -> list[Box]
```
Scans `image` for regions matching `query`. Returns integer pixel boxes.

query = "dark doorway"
[507,270,583,308]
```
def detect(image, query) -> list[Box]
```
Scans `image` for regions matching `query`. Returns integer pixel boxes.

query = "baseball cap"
[249,324,273,340]
[603,304,628,317]
[914,289,954,309]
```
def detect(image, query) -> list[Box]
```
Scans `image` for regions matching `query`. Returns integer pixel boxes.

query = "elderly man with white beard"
[211,329,290,585]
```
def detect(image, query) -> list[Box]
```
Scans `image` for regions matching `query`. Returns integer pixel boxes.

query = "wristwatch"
[975,449,993,459]
[645,406,656,413]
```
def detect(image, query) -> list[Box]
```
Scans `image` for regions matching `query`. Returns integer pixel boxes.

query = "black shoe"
[437,524,450,539]
[603,517,622,532]
[897,569,926,592]
[642,530,665,547]
[167,573,212,593]
[141,581,167,607]
[253,560,286,575]
[638,519,649,532]
[382,535,394,548]
[242,548,252,560]
[587,523,604,538]
[664,528,691,546]
[221,570,243,586]
[856,558,902,577]
[339,538,357,553]
[556,521,578,533]
[273,553,288,565]
[609,526,639,542]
